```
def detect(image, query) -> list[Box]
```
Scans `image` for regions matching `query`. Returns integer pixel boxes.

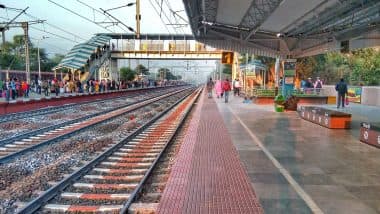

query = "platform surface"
[215,95,380,213]
[157,91,263,214]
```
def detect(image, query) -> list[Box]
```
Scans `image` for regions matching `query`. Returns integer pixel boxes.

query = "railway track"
[0,87,191,164]
[0,86,184,145]
[0,86,175,123]
[17,87,201,214]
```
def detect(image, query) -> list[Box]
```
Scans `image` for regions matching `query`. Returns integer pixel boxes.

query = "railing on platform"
[249,88,328,97]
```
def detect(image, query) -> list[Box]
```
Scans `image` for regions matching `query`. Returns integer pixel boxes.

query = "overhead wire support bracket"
[100,8,136,33]
[104,3,136,12]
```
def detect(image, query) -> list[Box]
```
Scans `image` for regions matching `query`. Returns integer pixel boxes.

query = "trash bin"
[274,94,285,112]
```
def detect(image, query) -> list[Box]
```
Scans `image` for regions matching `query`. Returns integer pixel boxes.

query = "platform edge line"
[227,106,324,214]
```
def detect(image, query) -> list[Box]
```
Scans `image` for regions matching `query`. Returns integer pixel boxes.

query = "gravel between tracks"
[0,91,189,213]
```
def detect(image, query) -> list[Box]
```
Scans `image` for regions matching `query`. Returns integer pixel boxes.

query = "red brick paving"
[157,90,263,214]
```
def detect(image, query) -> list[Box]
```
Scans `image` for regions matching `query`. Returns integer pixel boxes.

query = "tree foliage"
[156,67,179,80]
[120,67,136,81]
[295,48,380,86]
[135,64,150,75]
[0,35,57,72]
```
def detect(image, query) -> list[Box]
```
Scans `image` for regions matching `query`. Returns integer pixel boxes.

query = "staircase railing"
[86,49,111,82]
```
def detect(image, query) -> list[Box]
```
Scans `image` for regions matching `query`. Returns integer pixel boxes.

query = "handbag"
[345,97,349,106]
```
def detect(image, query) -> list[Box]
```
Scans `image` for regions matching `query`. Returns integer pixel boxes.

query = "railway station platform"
[159,91,380,214]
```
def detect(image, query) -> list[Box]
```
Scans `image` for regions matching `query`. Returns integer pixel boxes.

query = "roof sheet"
[56,35,112,70]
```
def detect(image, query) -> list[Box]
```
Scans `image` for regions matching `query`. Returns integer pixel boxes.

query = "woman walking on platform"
[206,78,214,98]
[222,78,232,103]
[215,80,223,98]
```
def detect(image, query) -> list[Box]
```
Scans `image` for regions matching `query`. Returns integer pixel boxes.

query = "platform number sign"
[221,52,234,64]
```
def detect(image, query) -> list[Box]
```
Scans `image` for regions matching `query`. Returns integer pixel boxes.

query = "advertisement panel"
[347,86,362,103]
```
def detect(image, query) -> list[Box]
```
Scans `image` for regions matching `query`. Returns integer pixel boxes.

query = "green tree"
[296,57,317,80]
[0,34,60,72]
[165,71,178,80]
[135,64,150,75]
[120,67,136,81]
[157,68,170,80]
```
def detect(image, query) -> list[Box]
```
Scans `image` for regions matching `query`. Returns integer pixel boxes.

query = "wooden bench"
[360,122,380,148]
[298,106,351,129]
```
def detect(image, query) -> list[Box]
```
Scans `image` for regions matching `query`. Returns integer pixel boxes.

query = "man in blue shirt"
[335,78,348,108]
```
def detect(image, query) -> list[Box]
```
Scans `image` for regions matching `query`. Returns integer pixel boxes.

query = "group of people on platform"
[300,77,324,94]
[206,78,242,103]
[0,78,31,100]
[0,77,182,102]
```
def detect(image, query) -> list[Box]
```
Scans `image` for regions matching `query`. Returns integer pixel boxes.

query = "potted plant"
[274,94,285,112]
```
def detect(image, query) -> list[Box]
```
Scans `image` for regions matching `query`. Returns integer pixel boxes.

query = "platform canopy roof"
[54,34,112,70]
[184,0,380,58]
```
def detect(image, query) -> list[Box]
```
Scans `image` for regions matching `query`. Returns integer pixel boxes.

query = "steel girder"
[239,0,283,40]
[183,0,380,58]
[287,0,380,37]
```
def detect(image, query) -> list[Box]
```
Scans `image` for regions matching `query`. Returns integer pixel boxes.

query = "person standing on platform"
[206,78,214,98]
[222,78,232,103]
[214,80,223,98]
[0,79,3,98]
[314,77,323,95]
[335,78,348,108]
[233,78,241,96]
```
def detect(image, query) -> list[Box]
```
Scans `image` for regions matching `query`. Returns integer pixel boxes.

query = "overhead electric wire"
[76,0,129,33]
[148,0,173,34]
[23,12,87,41]
[30,26,79,43]
[163,0,186,34]
[47,0,114,33]
[0,16,78,44]
[153,0,180,34]
[29,36,69,53]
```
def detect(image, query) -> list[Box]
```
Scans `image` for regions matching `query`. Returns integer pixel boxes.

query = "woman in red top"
[222,78,231,103]
[21,81,28,98]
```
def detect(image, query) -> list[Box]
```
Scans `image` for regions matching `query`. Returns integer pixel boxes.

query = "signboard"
[347,86,362,103]
[284,77,294,84]
[221,52,234,64]
[282,60,296,97]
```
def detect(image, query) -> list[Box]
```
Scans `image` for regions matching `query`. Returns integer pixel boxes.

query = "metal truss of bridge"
[54,33,223,82]
[184,0,380,58]
[105,33,222,60]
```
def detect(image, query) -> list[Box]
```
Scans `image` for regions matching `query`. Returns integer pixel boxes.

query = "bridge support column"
[110,58,118,82]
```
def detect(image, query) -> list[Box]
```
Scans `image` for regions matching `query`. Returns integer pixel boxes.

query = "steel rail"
[120,88,202,213]
[0,86,175,123]
[0,87,177,146]
[17,87,197,214]
[0,87,191,164]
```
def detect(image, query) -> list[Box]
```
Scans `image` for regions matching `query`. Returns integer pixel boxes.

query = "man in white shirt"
[233,78,241,96]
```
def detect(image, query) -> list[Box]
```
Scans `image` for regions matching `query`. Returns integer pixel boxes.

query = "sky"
[0,0,192,56]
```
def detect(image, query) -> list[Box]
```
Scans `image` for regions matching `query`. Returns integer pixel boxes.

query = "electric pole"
[0,19,45,84]
[136,0,141,39]
[21,22,30,84]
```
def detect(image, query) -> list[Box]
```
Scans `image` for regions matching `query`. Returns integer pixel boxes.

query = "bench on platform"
[298,106,351,129]
[360,122,380,148]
